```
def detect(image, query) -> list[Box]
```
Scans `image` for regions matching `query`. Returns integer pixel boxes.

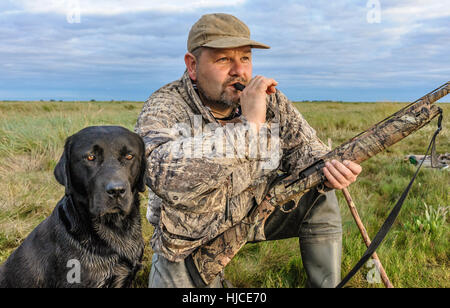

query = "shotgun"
[187,82,449,287]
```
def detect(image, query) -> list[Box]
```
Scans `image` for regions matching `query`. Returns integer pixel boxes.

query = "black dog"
[0,126,146,288]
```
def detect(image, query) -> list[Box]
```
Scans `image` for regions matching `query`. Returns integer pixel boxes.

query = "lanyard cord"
[337,108,443,288]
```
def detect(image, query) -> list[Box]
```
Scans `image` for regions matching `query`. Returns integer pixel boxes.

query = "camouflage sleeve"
[135,92,260,207]
[273,91,330,173]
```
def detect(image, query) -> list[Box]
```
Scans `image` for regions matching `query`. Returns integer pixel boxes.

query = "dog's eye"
[87,154,96,161]
[125,154,134,160]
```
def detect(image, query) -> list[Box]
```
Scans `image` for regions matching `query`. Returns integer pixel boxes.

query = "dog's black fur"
[0,126,146,288]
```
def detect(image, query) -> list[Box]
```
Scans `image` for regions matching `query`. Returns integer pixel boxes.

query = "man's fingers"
[248,75,277,93]
[343,160,362,175]
[323,166,343,189]
[266,84,277,95]
[325,160,351,184]
[266,79,278,93]
[323,160,363,190]
[334,160,358,182]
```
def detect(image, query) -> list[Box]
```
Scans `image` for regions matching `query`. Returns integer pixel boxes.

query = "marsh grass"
[0,100,448,288]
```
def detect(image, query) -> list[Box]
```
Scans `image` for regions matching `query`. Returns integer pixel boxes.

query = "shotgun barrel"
[278,81,449,206]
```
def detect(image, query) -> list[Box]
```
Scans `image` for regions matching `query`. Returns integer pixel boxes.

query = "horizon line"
[1,99,449,104]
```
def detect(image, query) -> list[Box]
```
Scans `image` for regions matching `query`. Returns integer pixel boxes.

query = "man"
[135,13,362,288]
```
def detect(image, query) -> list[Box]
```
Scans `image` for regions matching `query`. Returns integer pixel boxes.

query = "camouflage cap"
[187,13,270,53]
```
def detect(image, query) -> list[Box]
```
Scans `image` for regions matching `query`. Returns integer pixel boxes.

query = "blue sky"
[0,0,449,102]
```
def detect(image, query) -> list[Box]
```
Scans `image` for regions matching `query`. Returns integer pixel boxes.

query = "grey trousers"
[149,188,342,288]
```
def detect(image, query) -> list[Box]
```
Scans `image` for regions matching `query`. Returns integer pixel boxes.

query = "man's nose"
[105,181,127,198]
[229,60,245,77]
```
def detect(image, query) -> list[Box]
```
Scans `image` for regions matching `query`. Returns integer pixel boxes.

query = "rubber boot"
[300,237,342,288]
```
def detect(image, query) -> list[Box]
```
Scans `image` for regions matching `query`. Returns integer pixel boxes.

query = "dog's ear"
[136,138,147,193]
[54,136,72,195]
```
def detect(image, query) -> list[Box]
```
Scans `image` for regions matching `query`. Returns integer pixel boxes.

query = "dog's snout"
[106,182,127,198]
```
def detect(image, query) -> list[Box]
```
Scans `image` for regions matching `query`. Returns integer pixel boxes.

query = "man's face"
[195,46,252,108]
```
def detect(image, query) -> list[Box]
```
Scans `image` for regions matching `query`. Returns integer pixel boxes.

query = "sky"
[0,0,449,102]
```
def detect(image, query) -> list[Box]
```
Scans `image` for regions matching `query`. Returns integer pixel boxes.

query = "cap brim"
[203,37,270,49]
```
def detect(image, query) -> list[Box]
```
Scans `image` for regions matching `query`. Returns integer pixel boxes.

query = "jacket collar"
[181,70,219,124]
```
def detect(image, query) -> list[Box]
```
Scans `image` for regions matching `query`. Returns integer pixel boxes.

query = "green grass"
[0,100,448,288]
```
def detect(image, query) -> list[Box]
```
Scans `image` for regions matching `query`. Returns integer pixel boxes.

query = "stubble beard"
[196,77,242,110]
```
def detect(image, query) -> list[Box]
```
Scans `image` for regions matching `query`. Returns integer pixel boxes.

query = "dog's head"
[54,126,147,219]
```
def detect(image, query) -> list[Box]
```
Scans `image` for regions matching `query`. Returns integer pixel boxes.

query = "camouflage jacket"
[135,71,329,262]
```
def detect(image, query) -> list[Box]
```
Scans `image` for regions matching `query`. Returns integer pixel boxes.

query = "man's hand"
[323,160,362,190]
[240,75,277,130]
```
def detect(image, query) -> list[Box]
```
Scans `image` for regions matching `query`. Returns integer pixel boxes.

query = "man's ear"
[184,52,197,81]
[54,136,72,195]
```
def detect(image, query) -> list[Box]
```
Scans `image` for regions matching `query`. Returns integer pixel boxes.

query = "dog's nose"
[105,182,126,198]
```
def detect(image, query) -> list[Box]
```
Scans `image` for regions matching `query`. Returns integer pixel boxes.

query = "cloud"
[10,0,246,15]
[0,0,449,101]
[383,0,450,23]
[244,0,450,95]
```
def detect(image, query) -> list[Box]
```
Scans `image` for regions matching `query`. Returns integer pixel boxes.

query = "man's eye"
[86,154,96,161]
[217,57,229,63]
[125,154,134,160]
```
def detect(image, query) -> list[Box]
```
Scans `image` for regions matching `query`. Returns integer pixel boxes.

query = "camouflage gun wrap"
[188,82,449,286]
